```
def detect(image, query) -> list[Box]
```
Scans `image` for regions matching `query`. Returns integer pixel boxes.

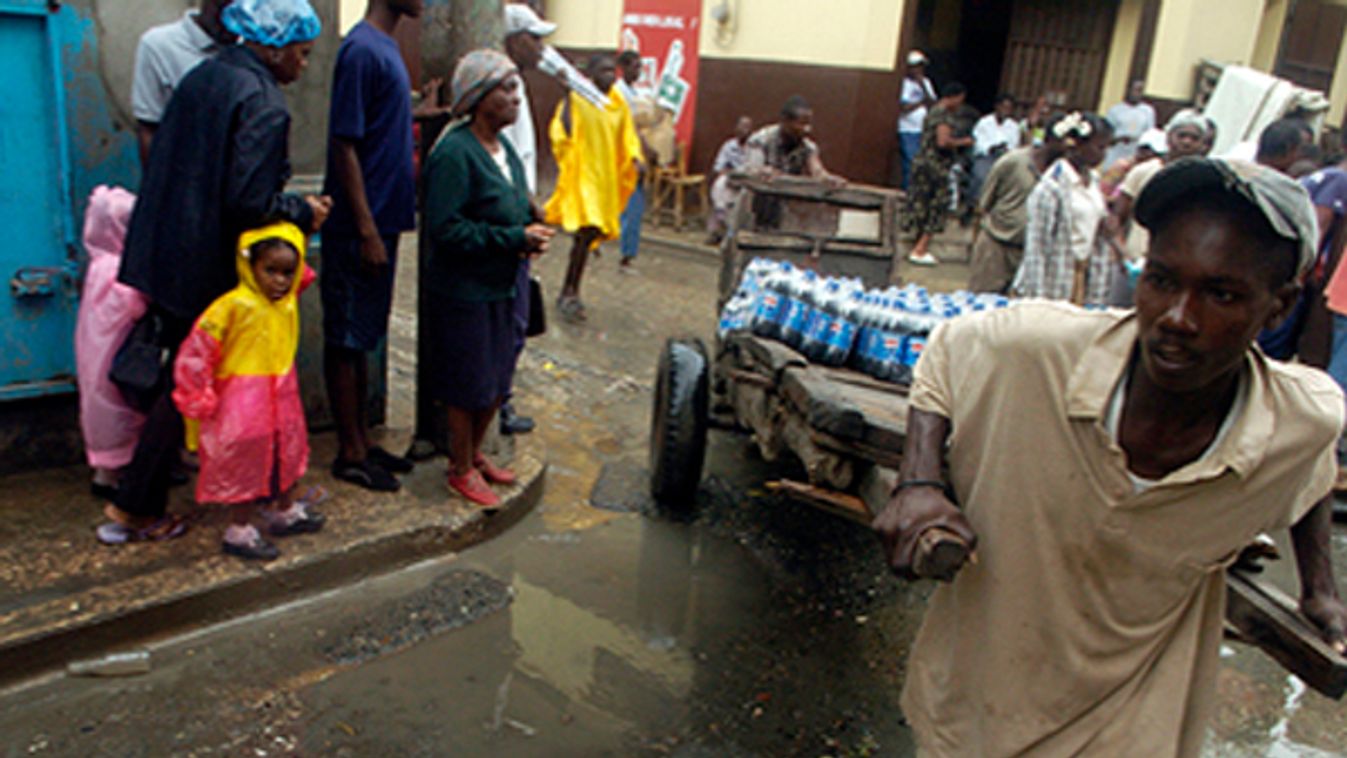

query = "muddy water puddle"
[296,446,924,756]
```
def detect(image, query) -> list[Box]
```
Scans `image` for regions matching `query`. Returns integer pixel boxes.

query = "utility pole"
[411,0,505,458]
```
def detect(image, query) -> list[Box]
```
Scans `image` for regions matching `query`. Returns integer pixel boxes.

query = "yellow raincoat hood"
[209,221,310,377]
[178,221,312,462]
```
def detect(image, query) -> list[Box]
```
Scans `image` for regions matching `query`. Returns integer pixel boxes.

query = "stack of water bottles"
[718,258,1012,385]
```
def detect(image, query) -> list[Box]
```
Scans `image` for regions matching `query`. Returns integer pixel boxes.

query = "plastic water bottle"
[718,291,753,337]
[873,298,904,382]
[823,290,863,367]
[782,270,819,350]
[809,280,852,362]
[850,294,876,374]
[751,267,788,339]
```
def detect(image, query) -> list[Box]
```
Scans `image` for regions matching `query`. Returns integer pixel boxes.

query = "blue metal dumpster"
[0,0,79,401]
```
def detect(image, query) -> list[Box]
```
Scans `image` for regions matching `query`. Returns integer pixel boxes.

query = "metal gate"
[1000,0,1119,113]
[0,0,78,401]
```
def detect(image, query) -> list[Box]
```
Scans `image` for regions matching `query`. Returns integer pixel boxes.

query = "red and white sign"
[620,0,703,148]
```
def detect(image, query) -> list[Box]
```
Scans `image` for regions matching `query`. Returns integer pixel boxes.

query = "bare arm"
[1291,497,1347,654]
[1314,205,1335,252]
[806,151,844,186]
[935,123,973,151]
[872,408,978,580]
[331,138,387,271]
[1112,192,1135,231]
[136,122,156,168]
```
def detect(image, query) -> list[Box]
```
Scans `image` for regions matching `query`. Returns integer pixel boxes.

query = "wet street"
[2,238,1347,756]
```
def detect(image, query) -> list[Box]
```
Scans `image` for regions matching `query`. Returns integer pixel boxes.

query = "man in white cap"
[501,2,556,197]
[498,1,557,436]
[897,50,936,190]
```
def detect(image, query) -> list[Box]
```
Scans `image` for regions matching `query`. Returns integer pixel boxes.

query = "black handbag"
[526,276,546,337]
[109,312,171,412]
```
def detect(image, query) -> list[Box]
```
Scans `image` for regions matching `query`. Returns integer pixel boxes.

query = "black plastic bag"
[109,312,170,412]
[526,277,546,337]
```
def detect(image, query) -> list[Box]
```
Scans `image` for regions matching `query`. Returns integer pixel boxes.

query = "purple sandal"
[96,516,188,546]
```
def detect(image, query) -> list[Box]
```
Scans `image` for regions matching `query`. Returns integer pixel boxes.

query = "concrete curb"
[0,453,546,689]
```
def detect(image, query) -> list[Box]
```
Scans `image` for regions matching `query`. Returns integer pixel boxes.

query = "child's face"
[251,242,299,302]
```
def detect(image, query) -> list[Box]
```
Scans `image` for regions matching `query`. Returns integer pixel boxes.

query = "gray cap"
[1134,157,1318,276]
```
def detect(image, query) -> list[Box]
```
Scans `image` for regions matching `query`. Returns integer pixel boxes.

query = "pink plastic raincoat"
[75,185,147,469]
[172,222,313,505]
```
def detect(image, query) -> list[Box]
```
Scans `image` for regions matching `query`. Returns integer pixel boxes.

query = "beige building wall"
[1250,0,1291,71]
[1097,0,1145,111]
[700,0,904,69]
[549,0,624,48]
[339,0,363,35]
[550,0,904,69]
[1146,0,1266,99]
[1328,33,1347,124]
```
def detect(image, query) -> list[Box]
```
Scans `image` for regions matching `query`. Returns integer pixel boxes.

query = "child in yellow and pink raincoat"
[172,222,325,561]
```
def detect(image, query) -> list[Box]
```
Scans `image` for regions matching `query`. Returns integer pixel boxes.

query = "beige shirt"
[1120,158,1167,261]
[902,302,1341,758]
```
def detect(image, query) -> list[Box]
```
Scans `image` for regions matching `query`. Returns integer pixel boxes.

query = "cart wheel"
[650,337,710,511]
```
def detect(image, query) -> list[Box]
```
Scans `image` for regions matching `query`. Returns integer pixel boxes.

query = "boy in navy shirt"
[322,0,421,491]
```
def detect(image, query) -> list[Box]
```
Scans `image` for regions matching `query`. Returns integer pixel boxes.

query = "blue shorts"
[319,232,399,352]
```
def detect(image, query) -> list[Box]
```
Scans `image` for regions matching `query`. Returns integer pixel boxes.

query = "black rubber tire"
[650,337,710,511]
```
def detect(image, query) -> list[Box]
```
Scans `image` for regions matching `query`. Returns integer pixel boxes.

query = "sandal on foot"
[367,446,414,474]
[267,496,327,537]
[268,511,326,537]
[332,458,400,492]
[96,515,188,546]
[474,454,517,486]
[448,469,501,508]
[556,296,587,323]
[222,534,280,561]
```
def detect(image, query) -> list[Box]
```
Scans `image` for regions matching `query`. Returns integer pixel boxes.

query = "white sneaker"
[907,252,939,267]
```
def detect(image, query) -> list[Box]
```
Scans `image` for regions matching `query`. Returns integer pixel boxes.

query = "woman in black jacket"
[101,0,331,544]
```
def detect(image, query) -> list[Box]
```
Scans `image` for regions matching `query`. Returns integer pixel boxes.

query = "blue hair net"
[222,0,322,47]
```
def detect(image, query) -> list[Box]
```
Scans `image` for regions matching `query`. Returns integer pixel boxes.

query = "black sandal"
[332,458,400,492]
[222,535,280,561]
[367,446,414,474]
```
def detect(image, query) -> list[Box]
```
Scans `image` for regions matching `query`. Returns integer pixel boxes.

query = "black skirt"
[427,296,517,411]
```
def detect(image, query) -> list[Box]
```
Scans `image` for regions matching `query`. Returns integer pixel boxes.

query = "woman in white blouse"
[1012,112,1122,306]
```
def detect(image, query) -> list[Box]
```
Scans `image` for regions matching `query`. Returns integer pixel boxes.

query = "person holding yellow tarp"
[544,52,644,322]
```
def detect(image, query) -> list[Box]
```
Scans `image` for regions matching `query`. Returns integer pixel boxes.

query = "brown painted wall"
[528,48,906,191]
[693,59,904,186]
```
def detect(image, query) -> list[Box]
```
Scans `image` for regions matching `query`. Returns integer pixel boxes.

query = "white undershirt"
[488,143,513,186]
[1105,369,1247,492]
[1058,160,1107,263]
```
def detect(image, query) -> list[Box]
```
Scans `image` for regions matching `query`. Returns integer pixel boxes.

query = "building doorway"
[908,0,1117,114]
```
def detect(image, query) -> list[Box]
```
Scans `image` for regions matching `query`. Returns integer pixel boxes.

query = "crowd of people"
[76,0,597,559]
[52,2,1347,755]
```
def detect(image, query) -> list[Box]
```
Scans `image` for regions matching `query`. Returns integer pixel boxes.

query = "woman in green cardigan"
[425,49,554,507]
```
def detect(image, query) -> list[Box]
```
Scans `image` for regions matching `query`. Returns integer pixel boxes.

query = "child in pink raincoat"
[173,222,325,561]
[75,185,146,498]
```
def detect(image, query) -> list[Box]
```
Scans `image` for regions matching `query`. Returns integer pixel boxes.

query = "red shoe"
[448,469,501,508]
[474,454,517,485]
